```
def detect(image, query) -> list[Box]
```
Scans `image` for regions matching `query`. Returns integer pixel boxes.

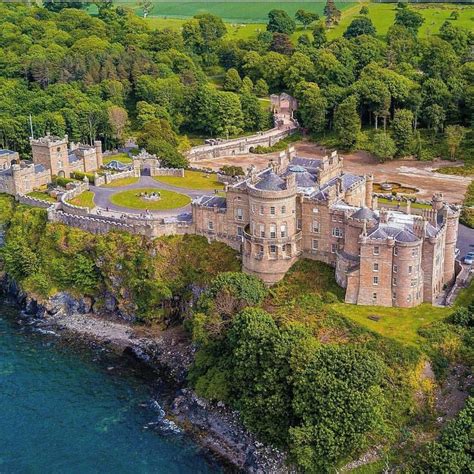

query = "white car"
[464,252,474,265]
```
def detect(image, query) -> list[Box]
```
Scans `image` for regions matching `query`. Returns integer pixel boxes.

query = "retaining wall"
[152,168,184,177]
[16,194,56,209]
[59,182,91,216]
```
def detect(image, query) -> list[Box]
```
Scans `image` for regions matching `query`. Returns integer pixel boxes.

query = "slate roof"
[0,149,15,156]
[351,207,377,221]
[284,165,316,187]
[368,224,419,243]
[254,171,286,191]
[194,195,227,209]
[34,164,46,173]
[68,153,80,164]
[290,156,323,172]
[395,229,418,243]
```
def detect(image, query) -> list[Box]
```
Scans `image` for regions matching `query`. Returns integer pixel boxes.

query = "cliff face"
[0,275,288,473]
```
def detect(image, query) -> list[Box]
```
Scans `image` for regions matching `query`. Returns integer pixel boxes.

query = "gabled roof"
[193,195,227,209]
[395,229,418,243]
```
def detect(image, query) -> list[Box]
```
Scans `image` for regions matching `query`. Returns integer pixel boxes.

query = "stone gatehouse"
[192,147,460,308]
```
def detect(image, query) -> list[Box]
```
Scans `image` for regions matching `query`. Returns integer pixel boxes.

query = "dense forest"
[0,1,472,166]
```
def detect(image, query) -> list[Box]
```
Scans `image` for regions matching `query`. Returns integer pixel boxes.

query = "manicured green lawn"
[67,191,96,209]
[103,153,133,165]
[332,303,451,346]
[27,191,56,203]
[154,170,225,190]
[377,197,431,210]
[102,177,139,188]
[110,187,191,210]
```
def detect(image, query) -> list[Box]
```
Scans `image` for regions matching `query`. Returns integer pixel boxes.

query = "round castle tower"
[242,169,300,284]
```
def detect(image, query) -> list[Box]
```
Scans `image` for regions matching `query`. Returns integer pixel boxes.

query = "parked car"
[464,252,474,265]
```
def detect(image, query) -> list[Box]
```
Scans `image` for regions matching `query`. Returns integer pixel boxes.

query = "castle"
[0,135,102,195]
[192,148,460,308]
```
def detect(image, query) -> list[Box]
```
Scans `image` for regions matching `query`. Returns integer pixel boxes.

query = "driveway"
[457,223,474,261]
[90,175,214,217]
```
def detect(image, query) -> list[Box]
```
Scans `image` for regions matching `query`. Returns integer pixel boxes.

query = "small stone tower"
[365,174,374,209]
[94,140,103,168]
[30,135,69,178]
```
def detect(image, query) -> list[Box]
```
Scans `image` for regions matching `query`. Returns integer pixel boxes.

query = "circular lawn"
[109,188,191,211]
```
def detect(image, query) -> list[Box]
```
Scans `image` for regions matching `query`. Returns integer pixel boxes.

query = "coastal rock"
[45,292,80,315]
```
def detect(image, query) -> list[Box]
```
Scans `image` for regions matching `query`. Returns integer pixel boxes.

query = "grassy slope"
[145,3,473,41]
[67,191,96,209]
[27,191,57,203]
[154,170,225,190]
[103,153,133,165]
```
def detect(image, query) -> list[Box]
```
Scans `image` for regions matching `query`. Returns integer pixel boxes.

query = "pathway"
[90,175,216,217]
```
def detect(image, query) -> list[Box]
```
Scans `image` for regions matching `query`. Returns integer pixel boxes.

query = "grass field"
[333,302,451,346]
[154,170,225,190]
[67,191,96,209]
[377,197,431,210]
[110,187,191,210]
[108,1,354,23]
[102,177,139,187]
[27,191,56,203]
[144,3,473,41]
[103,153,133,165]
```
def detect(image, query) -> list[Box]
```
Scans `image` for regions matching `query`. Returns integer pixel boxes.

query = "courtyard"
[82,172,223,217]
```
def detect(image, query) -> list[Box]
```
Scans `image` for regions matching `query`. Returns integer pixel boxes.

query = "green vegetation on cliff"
[0,195,239,321]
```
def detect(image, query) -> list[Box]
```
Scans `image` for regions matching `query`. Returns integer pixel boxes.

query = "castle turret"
[442,205,460,285]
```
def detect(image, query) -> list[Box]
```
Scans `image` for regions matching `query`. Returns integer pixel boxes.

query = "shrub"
[71,171,95,184]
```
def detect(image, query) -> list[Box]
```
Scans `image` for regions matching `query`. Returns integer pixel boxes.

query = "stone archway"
[58,170,65,178]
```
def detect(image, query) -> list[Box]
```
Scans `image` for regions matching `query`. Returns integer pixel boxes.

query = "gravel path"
[90,176,215,217]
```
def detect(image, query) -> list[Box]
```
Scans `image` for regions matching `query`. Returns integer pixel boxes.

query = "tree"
[223,68,242,92]
[439,21,470,57]
[107,105,128,146]
[360,6,369,15]
[254,79,269,97]
[324,0,341,27]
[138,0,153,18]
[395,8,424,34]
[420,37,459,80]
[146,139,188,168]
[295,81,327,133]
[295,9,319,29]
[334,95,360,149]
[240,93,270,131]
[343,17,376,39]
[43,0,84,12]
[371,132,396,162]
[312,22,327,48]
[267,9,296,35]
[240,76,254,94]
[391,108,414,156]
[270,33,294,55]
[445,125,466,160]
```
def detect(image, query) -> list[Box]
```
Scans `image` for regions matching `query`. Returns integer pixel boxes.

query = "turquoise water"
[0,301,220,474]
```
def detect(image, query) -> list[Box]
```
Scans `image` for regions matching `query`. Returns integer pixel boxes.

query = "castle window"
[270,245,277,254]
[259,206,264,215]
[237,226,243,237]
[297,219,302,230]
[270,206,275,215]
[281,205,286,214]
[393,264,398,273]
[411,279,417,287]
[270,224,276,239]
[393,277,397,286]
[312,220,320,233]
[332,215,337,222]
[312,208,319,214]
[372,292,377,300]
[373,263,379,272]
[57,160,63,169]
[208,220,214,231]
[332,227,343,238]
[56,147,61,152]
[373,276,379,285]
[394,247,398,256]
[259,224,265,238]
[331,243,337,253]
[412,248,418,257]
[236,208,243,220]
[373,246,379,256]
[408,265,412,274]
[312,239,318,250]
[280,224,287,238]
[407,295,412,302]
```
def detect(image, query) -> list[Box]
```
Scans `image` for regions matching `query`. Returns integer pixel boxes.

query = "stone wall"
[187,126,297,162]
[152,168,184,177]
[59,182,90,216]
[15,194,56,209]
[103,169,135,185]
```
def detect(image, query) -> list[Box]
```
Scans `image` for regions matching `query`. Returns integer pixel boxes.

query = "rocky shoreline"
[0,276,289,473]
